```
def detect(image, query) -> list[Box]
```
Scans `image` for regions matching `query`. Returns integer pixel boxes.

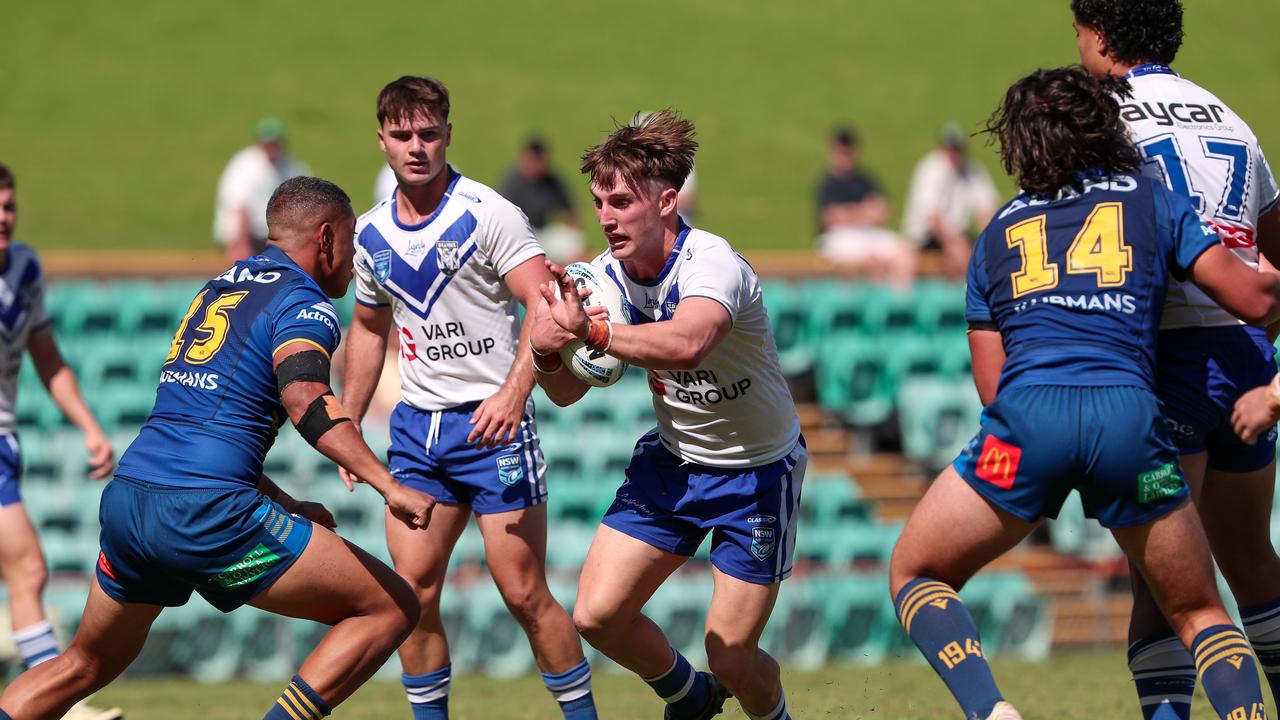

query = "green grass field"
[2,1,1278,252]
[72,651,1236,719]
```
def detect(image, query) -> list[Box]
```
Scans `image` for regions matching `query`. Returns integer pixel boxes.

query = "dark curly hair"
[1071,0,1184,66]
[985,66,1141,196]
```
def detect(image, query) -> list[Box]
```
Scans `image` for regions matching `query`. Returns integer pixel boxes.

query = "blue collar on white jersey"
[1127,63,1178,79]
[621,221,692,287]
[390,167,462,232]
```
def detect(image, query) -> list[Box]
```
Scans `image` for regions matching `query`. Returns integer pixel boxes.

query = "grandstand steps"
[1046,595,1132,647]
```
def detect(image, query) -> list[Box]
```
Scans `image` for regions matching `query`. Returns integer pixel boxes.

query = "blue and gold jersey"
[967,172,1218,393]
[117,246,341,489]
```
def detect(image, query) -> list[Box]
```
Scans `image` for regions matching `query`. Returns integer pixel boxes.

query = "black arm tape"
[967,320,999,333]
[295,391,351,446]
[276,349,331,397]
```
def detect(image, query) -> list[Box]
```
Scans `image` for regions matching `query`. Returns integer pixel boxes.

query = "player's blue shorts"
[388,401,547,515]
[1157,325,1278,472]
[0,434,20,507]
[952,385,1188,529]
[95,476,313,612]
[602,430,808,585]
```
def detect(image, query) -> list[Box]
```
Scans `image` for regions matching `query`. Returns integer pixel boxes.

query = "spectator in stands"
[213,118,309,263]
[901,124,999,280]
[499,136,586,264]
[816,127,917,285]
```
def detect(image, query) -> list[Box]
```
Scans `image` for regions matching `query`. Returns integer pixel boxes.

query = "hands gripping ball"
[560,262,629,387]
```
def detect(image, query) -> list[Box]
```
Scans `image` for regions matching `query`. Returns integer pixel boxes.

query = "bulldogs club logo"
[436,240,461,276]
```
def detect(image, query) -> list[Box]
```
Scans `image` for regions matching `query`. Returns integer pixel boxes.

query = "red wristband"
[585,320,612,352]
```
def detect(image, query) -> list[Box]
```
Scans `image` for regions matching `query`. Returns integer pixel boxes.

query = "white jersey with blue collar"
[354,170,544,411]
[0,243,50,434]
[1120,64,1280,329]
[594,226,799,468]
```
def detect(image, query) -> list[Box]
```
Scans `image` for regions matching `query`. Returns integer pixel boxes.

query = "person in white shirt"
[340,76,597,720]
[900,125,999,279]
[213,118,309,263]
[532,110,806,720]
[1073,1,1280,716]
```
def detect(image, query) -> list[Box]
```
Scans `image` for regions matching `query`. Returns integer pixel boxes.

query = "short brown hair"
[580,109,697,192]
[377,76,450,126]
[985,66,1140,196]
[0,164,13,191]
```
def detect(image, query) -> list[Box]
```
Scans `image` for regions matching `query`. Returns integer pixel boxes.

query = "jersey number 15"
[165,290,249,365]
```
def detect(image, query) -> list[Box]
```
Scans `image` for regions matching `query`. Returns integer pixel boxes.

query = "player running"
[0,176,434,720]
[890,67,1279,720]
[1071,2,1280,717]
[533,109,806,720]
[340,76,597,720]
[0,164,120,720]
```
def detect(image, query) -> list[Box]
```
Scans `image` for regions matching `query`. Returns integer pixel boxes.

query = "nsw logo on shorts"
[976,435,1021,490]
[748,515,777,560]
[496,453,524,486]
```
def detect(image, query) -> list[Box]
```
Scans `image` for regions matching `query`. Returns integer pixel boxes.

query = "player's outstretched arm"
[275,341,433,529]
[467,255,551,448]
[341,303,392,426]
[1187,244,1280,325]
[539,260,730,372]
[27,326,113,479]
[529,295,592,407]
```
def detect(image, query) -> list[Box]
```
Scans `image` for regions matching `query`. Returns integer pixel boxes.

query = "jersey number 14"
[1006,202,1132,298]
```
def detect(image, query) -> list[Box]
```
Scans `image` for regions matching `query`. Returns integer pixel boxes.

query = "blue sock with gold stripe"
[263,675,331,720]
[1192,625,1266,720]
[895,577,1002,720]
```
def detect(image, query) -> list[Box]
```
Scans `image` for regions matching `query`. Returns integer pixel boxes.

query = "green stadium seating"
[801,474,870,527]
[760,280,815,376]
[897,376,982,470]
[808,575,898,664]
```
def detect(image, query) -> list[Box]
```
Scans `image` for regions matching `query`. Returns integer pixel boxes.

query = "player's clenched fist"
[1232,380,1280,445]
[387,483,435,529]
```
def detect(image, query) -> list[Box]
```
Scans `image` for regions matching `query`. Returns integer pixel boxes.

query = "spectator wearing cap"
[901,123,999,279]
[497,136,586,264]
[815,127,917,286]
[213,117,310,262]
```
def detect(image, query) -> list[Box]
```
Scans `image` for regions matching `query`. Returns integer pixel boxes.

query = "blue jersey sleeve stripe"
[1261,193,1280,217]
[272,338,332,360]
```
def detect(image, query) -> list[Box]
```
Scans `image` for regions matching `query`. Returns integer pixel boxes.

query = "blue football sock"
[895,577,1002,720]
[13,620,59,669]
[643,649,710,717]
[1128,631,1194,720]
[744,690,789,720]
[1192,625,1267,720]
[542,658,598,719]
[1241,596,1280,706]
[263,675,331,720]
[403,664,451,719]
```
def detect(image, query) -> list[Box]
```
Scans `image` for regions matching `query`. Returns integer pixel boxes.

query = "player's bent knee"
[705,642,758,691]
[9,558,48,597]
[572,602,620,642]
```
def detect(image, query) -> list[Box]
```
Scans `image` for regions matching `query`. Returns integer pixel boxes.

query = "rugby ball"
[558,262,630,387]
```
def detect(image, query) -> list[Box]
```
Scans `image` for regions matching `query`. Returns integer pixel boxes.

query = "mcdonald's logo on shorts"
[976,435,1021,490]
